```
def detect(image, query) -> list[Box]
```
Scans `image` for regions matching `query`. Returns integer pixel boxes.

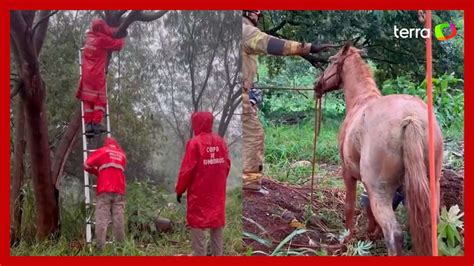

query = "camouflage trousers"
[242,90,264,190]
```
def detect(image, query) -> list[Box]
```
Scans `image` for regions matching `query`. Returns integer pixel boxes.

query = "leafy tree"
[10,10,168,241]
[259,10,464,84]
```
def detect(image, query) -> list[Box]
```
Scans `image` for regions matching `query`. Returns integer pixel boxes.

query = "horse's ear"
[342,42,352,55]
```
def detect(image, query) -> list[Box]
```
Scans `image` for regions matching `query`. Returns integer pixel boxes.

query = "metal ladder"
[79,48,112,244]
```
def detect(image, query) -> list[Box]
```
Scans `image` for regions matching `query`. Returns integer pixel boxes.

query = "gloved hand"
[249,88,263,107]
[176,194,182,204]
[310,43,337,54]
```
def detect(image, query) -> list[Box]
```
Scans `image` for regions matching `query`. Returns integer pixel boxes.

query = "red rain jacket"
[76,19,125,104]
[176,112,231,228]
[84,137,127,195]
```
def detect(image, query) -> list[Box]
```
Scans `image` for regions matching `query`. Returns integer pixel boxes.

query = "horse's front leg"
[343,171,357,242]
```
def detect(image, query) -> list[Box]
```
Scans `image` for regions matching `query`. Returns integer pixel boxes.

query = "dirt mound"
[440,169,464,211]
[243,178,346,255]
[244,167,464,256]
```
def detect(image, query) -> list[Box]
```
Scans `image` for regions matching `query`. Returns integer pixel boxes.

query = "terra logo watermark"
[393,22,457,41]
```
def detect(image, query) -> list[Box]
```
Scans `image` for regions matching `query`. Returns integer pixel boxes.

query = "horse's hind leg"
[366,204,382,240]
[366,185,403,256]
[343,170,357,241]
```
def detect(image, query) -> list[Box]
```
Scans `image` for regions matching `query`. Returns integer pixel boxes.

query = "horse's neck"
[341,57,381,113]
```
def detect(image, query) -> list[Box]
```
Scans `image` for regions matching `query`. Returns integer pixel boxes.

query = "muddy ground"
[243,167,464,256]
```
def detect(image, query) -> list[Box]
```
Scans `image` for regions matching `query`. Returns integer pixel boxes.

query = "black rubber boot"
[92,123,106,135]
[85,123,94,139]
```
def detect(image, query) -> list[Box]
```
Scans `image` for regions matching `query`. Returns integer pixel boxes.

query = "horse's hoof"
[367,228,383,241]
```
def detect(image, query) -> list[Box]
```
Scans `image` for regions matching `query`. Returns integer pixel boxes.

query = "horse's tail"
[401,116,432,256]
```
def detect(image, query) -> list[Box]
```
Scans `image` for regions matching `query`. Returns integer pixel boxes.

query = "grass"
[10,183,242,256]
[261,93,464,256]
[264,117,341,182]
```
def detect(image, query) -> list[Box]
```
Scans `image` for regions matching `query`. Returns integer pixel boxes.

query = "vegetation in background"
[438,205,464,256]
[11,181,242,256]
[259,11,463,256]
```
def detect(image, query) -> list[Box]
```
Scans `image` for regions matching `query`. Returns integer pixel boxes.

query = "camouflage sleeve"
[243,23,311,56]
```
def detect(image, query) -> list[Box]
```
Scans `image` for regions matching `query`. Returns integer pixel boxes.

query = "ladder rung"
[85,202,96,206]
[84,149,97,152]
[85,184,97,188]
[82,131,111,136]
[86,220,95,225]
[82,114,109,119]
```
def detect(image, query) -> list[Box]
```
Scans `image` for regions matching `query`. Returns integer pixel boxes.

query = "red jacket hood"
[91,19,114,36]
[191,112,213,135]
[105,137,123,151]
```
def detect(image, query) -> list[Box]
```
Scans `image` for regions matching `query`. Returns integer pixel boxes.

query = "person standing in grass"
[84,136,127,251]
[241,10,335,194]
[175,112,231,256]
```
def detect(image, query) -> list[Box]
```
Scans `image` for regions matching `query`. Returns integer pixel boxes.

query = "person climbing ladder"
[76,19,126,138]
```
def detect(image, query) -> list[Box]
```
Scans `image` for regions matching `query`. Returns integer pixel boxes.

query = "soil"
[243,167,464,256]
[440,169,464,211]
[243,178,347,255]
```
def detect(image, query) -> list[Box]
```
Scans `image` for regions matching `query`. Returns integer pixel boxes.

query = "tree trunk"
[11,10,59,239]
[11,96,26,245]
[23,74,59,239]
[11,10,168,239]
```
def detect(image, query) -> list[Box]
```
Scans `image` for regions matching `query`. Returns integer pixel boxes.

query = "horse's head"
[315,42,365,97]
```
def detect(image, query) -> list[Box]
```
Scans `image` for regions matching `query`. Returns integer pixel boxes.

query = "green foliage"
[243,231,271,247]
[259,11,464,84]
[19,182,37,245]
[343,240,373,256]
[381,73,464,129]
[438,205,464,256]
[125,180,168,241]
[261,92,313,124]
[257,57,317,86]
[264,116,340,183]
[250,229,323,256]
[11,183,242,256]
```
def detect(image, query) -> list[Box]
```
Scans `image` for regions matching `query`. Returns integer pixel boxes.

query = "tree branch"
[10,11,28,47]
[114,10,168,38]
[32,10,57,32]
[52,107,81,188]
[135,10,168,22]
[34,10,56,55]
[263,19,287,35]
[21,11,36,28]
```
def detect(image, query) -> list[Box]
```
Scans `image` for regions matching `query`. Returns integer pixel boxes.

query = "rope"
[309,96,323,209]
[256,86,314,91]
[425,10,438,256]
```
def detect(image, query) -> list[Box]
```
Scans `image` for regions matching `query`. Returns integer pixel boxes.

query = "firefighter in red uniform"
[175,112,231,256]
[76,19,126,138]
[84,136,127,250]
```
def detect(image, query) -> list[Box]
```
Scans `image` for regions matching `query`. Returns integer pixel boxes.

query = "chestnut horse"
[315,43,443,256]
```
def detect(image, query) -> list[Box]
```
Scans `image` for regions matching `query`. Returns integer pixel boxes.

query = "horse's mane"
[344,53,382,100]
[337,52,382,160]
